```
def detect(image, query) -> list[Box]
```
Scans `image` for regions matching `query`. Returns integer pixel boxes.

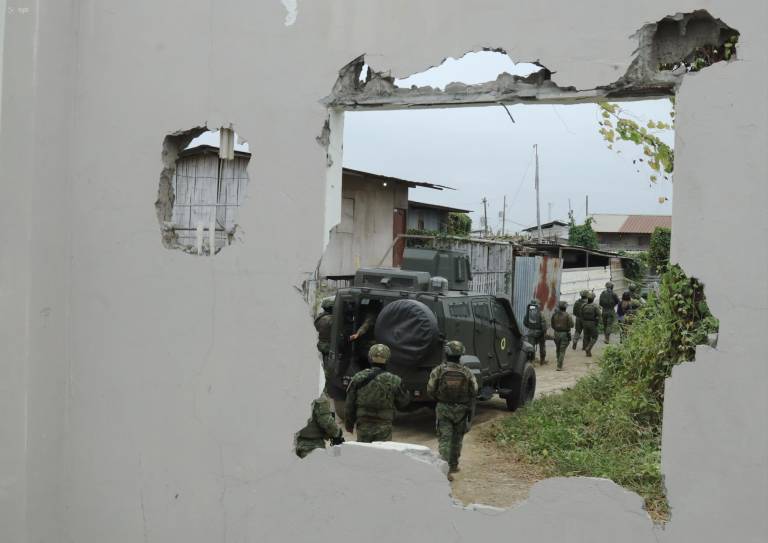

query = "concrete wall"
[320,173,408,276]
[598,232,651,251]
[1,2,765,543]
[560,267,612,305]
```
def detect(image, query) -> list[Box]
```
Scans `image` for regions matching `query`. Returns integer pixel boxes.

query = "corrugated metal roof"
[589,213,629,233]
[343,168,455,191]
[408,200,471,213]
[619,215,671,234]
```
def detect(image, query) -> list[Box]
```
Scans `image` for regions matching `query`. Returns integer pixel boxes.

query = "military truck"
[324,248,536,416]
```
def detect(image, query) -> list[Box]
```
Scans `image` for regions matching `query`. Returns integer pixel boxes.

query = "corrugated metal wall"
[439,239,515,298]
[172,153,249,249]
[513,255,562,332]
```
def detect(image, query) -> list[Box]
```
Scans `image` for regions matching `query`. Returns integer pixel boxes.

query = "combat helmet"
[320,296,335,312]
[605,281,614,289]
[587,292,596,301]
[368,344,391,365]
[558,300,567,310]
[580,289,589,298]
[529,299,540,307]
[444,340,466,361]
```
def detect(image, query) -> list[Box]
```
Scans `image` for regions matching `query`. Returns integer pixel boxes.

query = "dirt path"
[341,337,611,507]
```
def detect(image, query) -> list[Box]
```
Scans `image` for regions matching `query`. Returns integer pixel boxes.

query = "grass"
[489,265,718,523]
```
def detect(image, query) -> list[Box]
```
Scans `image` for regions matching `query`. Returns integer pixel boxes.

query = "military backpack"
[436,365,472,404]
[525,304,542,329]
[551,311,571,331]
[581,303,598,322]
[599,290,618,310]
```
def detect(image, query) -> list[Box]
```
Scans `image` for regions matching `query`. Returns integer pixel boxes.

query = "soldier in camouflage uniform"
[314,297,335,383]
[550,301,574,371]
[628,283,646,307]
[580,292,601,357]
[349,304,379,356]
[344,344,411,443]
[618,291,640,343]
[294,392,345,458]
[426,341,478,480]
[571,290,589,350]
[599,281,620,343]
[523,299,548,365]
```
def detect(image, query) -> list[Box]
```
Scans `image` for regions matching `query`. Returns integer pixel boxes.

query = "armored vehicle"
[325,248,536,416]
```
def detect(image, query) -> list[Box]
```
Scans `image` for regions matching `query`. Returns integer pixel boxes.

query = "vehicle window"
[448,302,470,318]
[493,301,511,327]
[472,301,491,321]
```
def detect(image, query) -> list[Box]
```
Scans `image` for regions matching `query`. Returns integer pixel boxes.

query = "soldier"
[618,291,639,343]
[294,392,345,458]
[599,281,620,343]
[580,292,601,357]
[550,301,574,371]
[523,299,548,365]
[427,340,478,480]
[344,344,411,443]
[349,303,380,357]
[628,283,646,306]
[572,290,589,350]
[314,297,335,382]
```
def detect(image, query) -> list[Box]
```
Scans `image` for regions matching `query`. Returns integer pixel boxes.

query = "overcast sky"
[342,52,674,233]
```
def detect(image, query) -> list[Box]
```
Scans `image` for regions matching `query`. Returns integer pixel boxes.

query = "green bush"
[649,227,671,271]
[568,217,599,250]
[491,264,718,522]
[447,212,471,236]
[619,250,649,283]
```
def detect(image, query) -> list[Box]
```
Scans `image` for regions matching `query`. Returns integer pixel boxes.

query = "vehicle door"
[471,298,498,373]
[492,299,520,370]
[443,299,473,354]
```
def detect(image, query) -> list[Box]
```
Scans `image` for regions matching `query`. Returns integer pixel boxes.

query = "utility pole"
[501,195,507,236]
[482,197,489,237]
[534,144,542,242]
[586,195,589,218]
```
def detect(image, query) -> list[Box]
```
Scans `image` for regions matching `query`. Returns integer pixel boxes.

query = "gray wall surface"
[320,174,408,276]
[0,2,765,543]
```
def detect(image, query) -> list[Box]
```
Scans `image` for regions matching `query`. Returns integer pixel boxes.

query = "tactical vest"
[581,303,598,322]
[600,290,618,310]
[573,298,587,319]
[297,399,330,439]
[551,311,571,332]
[354,370,395,412]
[314,313,333,343]
[435,364,472,404]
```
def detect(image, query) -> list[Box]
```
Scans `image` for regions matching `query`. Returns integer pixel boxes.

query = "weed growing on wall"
[567,215,599,250]
[490,264,718,522]
[649,227,672,271]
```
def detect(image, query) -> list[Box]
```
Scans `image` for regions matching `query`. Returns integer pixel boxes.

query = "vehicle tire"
[374,299,439,365]
[504,362,536,411]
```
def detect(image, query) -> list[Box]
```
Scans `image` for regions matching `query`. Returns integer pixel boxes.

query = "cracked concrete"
[323,11,738,111]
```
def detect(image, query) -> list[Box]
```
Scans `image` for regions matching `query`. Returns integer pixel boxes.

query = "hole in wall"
[156,126,250,255]
[295,10,731,524]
